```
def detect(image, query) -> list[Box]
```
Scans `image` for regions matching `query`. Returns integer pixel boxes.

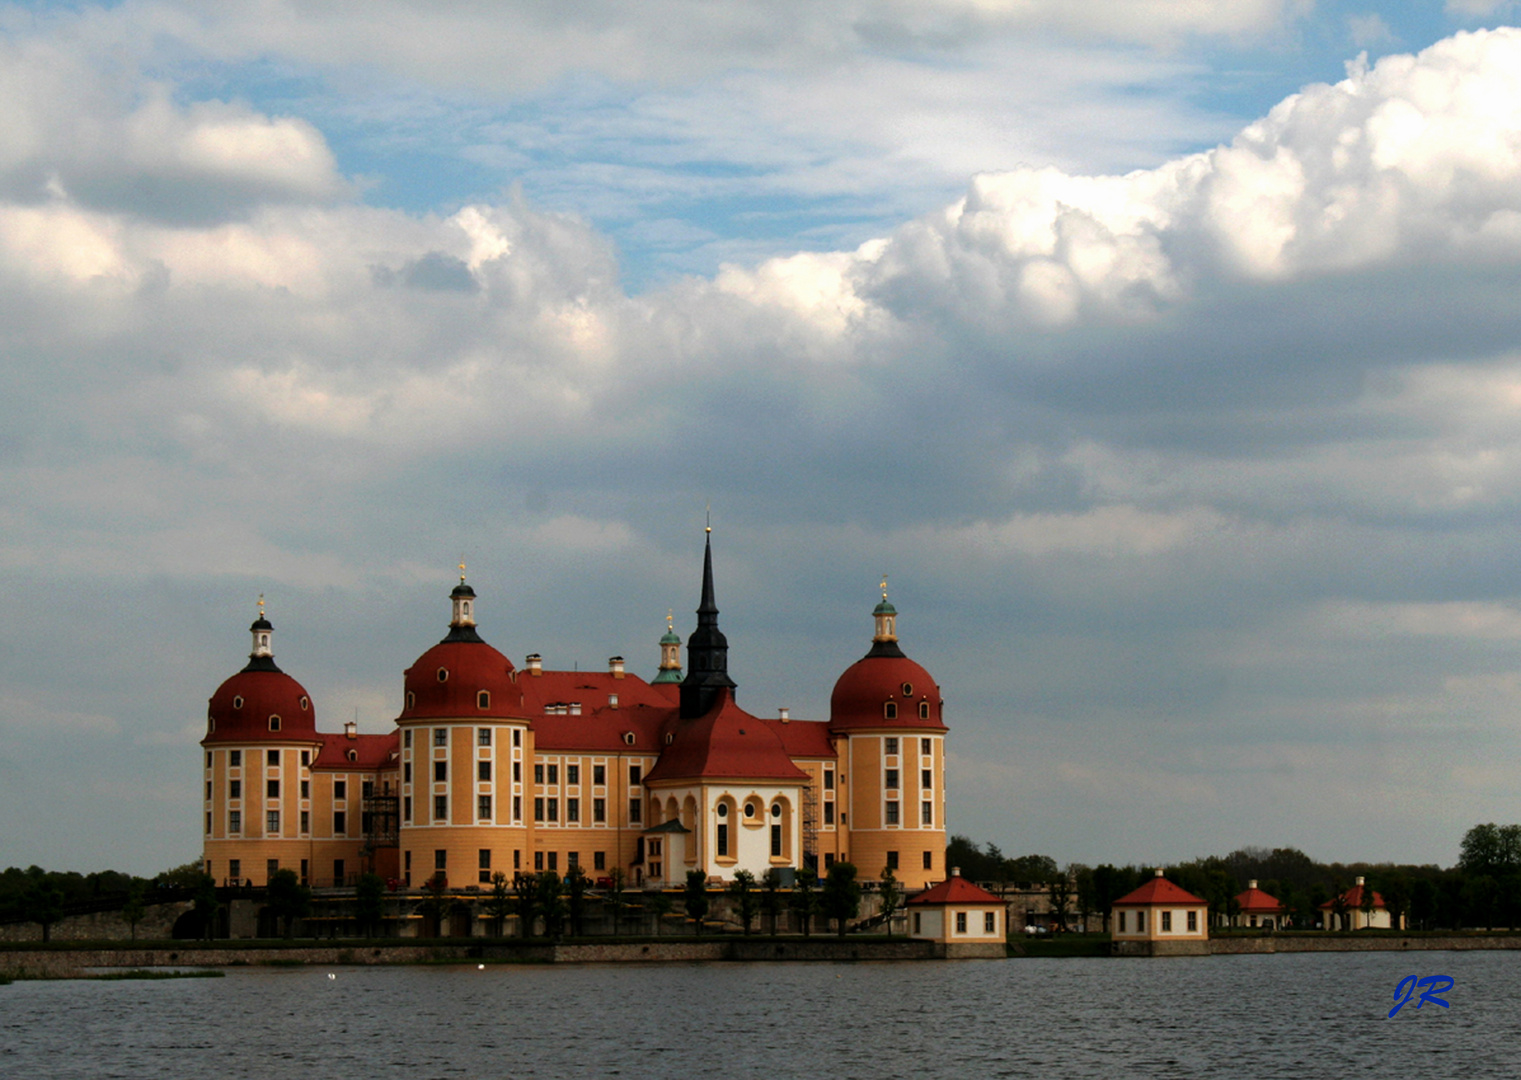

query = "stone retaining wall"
[1210,935,1521,954]
[0,902,192,943]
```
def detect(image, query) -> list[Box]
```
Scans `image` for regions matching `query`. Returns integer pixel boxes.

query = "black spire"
[680,531,736,718]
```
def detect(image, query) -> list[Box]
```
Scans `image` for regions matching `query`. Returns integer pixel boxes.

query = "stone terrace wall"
[1211,935,1521,954]
[0,902,193,943]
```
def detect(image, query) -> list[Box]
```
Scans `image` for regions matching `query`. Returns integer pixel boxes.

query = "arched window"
[884,701,897,720]
[919,701,930,720]
[406,691,416,710]
[347,749,358,763]
[268,715,281,731]
[477,690,490,709]
[623,732,636,746]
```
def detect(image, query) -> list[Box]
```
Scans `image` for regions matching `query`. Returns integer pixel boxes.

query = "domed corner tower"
[829,585,948,890]
[202,602,323,887]
[395,572,531,891]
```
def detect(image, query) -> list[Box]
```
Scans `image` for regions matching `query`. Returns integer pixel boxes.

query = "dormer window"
[665,732,674,745]
[232,695,244,709]
[884,702,898,720]
[901,682,913,696]
[623,732,636,746]
[269,715,281,731]
[437,668,449,683]
[208,716,216,733]
[347,749,358,763]
[919,701,930,720]
[406,691,416,710]
[299,696,310,711]
[477,691,490,709]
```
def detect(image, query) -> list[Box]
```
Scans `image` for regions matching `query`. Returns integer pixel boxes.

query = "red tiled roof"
[908,874,1002,906]
[312,731,399,771]
[643,689,809,784]
[1319,884,1385,910]
[1113,876,1207,907]
[399,639,522,720]
[762,716,836,758]
[204,667,319,744]
[1235,886,1286,914]
[830,652,947,732]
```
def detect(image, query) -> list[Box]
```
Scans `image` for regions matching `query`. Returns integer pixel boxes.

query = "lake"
[1,951,1512,1078]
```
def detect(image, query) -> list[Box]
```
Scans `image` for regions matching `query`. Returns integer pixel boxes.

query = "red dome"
[399,639,523,720]
[205,667,318,744]
[830,649,946,732]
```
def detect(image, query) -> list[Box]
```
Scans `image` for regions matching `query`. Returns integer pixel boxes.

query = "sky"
[4,0,1521,877]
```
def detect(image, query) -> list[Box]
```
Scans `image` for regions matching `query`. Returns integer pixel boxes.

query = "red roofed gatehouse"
[907,867,1006,957]
[1319,876,1398,930]
[1111,870,1210,956]
[1233,879,1288,930]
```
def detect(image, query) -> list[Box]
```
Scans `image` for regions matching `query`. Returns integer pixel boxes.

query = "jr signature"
[1388,975,1453,1018]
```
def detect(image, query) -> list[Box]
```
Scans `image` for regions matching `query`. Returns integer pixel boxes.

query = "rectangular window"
[824,853,836,868]
[567,764,579,785]
[478,727,491,746]
[534,797,545,821]
[547,764,558,784]
[923,850,933,870]
[1187,911,1198,933]
[985,912,996,933]
[230,779,241,799]
[885,737,898,756]
[433,761,447,783]
[301,750,310,767]
[1162,911,1173,932]
[434,728,447,747]
[267,810,280,833]
[301,779,310,799]
[267,858,279,880]
[547,798,559,822]
[435,849,447,870]
[629,764,642,787]
[512,728,521,747]
[205,811,212,834]
[593,764,606,786]
[206,780,212,800]
[717,822,729,857]
[299,810,309,833]
[230,750,241,766]
[629,798,642,823]
[514,849,521,869]
[1138,911,1146,932]
[824,769,834,790]
[403,796,412,822]
[922,801,933,826]
[566,797,580,823]
[404,729,412,748]
[956,912,967,934]
[434,795,447,820]
[885,800,899,825]
[913,912,921,935]
[770,823,782,857]
[267,749,279,766]
[593,797,606,823]
[512,795,521,820]
[824,802,835,825]
[362,780,373,797]
[534,763,544,784]
[513,761,521,782]
[567,851,579,870]
[886,850,899,870]
[229,858,240,880]
[267,779,280,798]
[335,780,347,800]
[1119,911,1127,933]
[594,851,606,871]
[885,768,898,789]
[478,760,491,782]
[404,763,412,783]
[922,768,932,789]
[534,851,544,870]
[478,795,492,820]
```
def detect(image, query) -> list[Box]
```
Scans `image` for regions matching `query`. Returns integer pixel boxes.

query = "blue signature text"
[1388,974,1453,1018]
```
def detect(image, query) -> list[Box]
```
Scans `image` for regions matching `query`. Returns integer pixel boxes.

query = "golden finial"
[257,593,265,617]
[880,574,888,601]
[666,608,674,632]
[705,503,711,534]
[459,556,466,584]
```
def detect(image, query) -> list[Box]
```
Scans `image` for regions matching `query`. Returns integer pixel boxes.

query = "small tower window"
[347,750,358,763]
[299,696,310,711]
[437,668,449,683]
[232,695,244,709]
[478,691,490,709]
[665,732,674,745]
[623,732,636,746]
[919,701,930,720]
[901,682,913,696]
[884,702,898,720]
[207,714,216,733]
[269,715,281,731]
[406,691,416,710]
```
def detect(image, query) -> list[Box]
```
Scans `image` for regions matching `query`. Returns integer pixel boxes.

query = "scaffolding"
[802,779,819,872]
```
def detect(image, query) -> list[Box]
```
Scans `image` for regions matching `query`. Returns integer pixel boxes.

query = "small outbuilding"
[907,867,1006,958]
[1111,870,1210,956]
[1233,880,1287,929]
[1319,876,1398,930]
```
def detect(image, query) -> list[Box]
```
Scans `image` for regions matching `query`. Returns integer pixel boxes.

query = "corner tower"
[829,581,948,889]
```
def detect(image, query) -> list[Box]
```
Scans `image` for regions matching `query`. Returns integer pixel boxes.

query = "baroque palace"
[201,536,949,894]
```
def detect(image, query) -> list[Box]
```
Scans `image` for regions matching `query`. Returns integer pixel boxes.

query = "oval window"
[299,696,310,711]
[771,803,781,819]
[232,695,244,709]
[744,803,756,818]
[437,668,449,682]
[717,803,728,818]
[901,682,913,696]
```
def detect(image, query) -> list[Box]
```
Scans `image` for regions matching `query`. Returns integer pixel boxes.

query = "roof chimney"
[1154,868,1164,878]
[951,866,961,877]
[609,656,625,679]
[345,720,357,740]
[1248,880,1257,890]
[526,653,542,675]
[778,707,790,723]
[609,693,619,710]
[1355,875,1365,887]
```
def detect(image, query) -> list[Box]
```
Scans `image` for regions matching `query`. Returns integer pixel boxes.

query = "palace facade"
[201,537,949,892]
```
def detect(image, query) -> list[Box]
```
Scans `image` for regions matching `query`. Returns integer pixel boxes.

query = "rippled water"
[2,951,1514,1078]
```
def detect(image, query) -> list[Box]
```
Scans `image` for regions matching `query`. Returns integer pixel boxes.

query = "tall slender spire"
[680,529,736,717]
